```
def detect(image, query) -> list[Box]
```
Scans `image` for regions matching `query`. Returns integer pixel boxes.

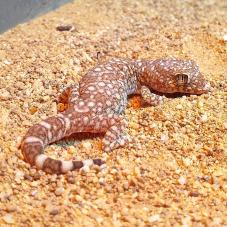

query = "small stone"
[29,106,38,115]
[223,122,227,129]
[189,191,200,197]
[212,217,222,225]
[105,185,112,193]
[110,168,118,175]
[160,134,169,143]
[0,89,11,100]
[178,176,187,185]
[31,181,39,187]
[24,174,33,181]
[223,34,227,42]
[3,60,11,65]
[5,205,17,212]
[183,158,193,166]
[82,141,92,150]
[148,214,160,222]
[55,187,64,196]
[176,104,183,110]
[31,190,38,196]
[213,169,225,176]
[197,101,204,108]
[82,52,94,63]
[67,176,76,184]
[200,114,208,122]
[182,216,191,227]
[49,208,60,215]
[3,214,14,224]
[75,195,83,202]
[80,165,90,173]
[95,216,103,223]
[15,170,24,178]
[98,177,105,185]
[15,170,24,184]
[123,182,129,190]
[33,172,41,180]
[56,24,76,32]
[133,166,141,177]
[100,164,107,171]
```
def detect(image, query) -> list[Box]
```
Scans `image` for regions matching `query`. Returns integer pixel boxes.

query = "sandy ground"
[0,0,226,226]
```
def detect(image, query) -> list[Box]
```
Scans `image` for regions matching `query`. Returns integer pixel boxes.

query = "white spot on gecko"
[35,154,48,169]
[94,67,102,72]
[61,160,74,173]
[24,136,44,146]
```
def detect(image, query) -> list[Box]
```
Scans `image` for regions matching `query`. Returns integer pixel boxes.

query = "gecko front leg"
[102,114,130,152]
[140,85,164,106]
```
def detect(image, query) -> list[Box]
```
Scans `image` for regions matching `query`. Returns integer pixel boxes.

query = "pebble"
[98,177,105,185]
[123,182,129,190]
[133,166,141,177]
[160,134,169,143]
[197,101,204,108]
[49,208,60,215]
[95,216,104,223]
[176,104,183,110]
[15,170,24,180]
[31,181,39,187]
[67,176,76,184]
[82,141,92,150]
[3,60,11,65]
[189,191,200,197]
[56,24,76,32]
[200,114,208,122]
[183,157,193,166]
[0,89,11,100]
[182,216,192,227]
[178,176,187,185]
[223,34,227,42]
[31,190,38,196]
[80,165,90,173]
[3,214,15,224]
[148,214,160,222]
[5,205,18,212]
[55,187,65,196]
[223,122,227,129]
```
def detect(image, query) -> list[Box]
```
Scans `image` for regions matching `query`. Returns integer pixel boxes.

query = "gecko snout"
[190,78,211,94]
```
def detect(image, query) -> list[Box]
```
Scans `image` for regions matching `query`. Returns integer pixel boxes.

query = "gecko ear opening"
[176,73,188,85]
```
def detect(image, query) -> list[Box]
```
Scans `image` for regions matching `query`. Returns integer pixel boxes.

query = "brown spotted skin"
[21,58,211,174]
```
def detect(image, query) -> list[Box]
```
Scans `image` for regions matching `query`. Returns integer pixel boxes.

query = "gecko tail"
[20,113,105,174]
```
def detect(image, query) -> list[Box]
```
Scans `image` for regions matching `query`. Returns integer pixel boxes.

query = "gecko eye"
[176,74,188,85]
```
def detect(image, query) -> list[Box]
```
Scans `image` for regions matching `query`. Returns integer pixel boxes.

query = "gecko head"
[150,59,211,94]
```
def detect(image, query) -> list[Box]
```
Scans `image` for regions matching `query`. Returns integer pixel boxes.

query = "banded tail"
[20,111,105,174]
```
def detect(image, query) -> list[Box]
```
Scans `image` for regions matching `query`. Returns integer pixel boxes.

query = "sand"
[0,0,226,226]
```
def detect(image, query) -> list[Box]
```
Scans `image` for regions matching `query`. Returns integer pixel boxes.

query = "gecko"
[20,58,211,174]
